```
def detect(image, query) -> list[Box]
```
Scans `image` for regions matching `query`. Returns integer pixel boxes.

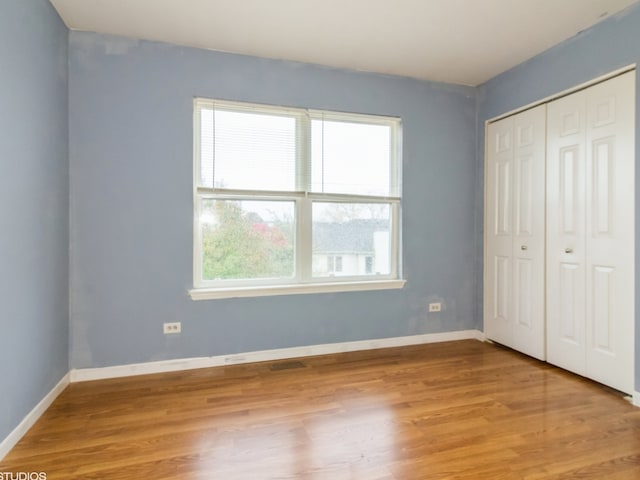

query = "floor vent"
[269,360,307,371]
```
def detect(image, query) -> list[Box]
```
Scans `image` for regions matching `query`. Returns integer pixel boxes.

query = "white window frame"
[190,98,406,300]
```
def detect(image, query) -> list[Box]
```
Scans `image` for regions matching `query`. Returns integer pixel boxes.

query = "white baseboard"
[70,329,484,383]
[0,373,70,461]
[633,391,640,407]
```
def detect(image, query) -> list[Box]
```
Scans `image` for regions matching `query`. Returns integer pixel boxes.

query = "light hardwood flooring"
[2,340,640,479]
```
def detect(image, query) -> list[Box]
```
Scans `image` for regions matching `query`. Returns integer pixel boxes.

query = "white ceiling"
[50,0,639,86]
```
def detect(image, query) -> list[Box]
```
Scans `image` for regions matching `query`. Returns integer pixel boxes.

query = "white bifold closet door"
[546,71,635,394]
[485,105,546,360]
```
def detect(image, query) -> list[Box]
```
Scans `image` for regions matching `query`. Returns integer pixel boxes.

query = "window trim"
[189,279,406,300]
[191,98,404,299]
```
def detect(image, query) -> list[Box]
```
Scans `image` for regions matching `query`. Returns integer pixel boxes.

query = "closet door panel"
[546,91,587,376]
[485,105,546,359]
[485,117,514,347]
[584,71,635,394]
[511,105,546,360]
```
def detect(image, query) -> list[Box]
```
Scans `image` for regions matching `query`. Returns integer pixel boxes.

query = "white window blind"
[199,103,298,191]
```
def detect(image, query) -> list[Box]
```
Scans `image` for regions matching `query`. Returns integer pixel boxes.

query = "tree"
[201,200,293,280]
[315,202,389,223]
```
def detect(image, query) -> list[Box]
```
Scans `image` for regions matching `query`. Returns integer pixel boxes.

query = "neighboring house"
[312,219,390,276]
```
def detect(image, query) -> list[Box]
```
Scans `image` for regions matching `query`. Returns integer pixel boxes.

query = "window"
[365,256,373,274]
[326,255,343,275]
[191,99,404,299]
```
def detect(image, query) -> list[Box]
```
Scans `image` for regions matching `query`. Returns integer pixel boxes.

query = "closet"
[484,70,636,394]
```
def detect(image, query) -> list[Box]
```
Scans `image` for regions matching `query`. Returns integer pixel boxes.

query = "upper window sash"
[307,109,401,197]
[194,98,401,198]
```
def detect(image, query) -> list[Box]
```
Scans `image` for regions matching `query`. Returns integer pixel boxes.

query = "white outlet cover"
[429,303,442,312]
[163,322,182,334]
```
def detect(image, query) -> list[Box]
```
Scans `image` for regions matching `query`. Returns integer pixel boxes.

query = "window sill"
[189,279,406,300]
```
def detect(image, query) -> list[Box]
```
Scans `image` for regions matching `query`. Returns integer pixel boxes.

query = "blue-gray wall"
[68,32,478,368]
[0,0,69,442]
[476,3,640,388]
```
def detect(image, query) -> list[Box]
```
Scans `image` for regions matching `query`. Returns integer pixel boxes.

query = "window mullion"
[296,113,311,192]
[297,197,312,282]
[296,113,313,282]
[391,201,401,278]
[390,122,398,197]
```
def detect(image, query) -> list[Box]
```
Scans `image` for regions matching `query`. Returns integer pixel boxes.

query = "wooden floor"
[2,340,640,479]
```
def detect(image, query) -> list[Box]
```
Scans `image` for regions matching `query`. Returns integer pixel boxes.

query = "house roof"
[313,219,388,255]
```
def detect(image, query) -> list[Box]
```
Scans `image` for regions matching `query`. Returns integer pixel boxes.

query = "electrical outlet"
[163,322,181,334]
[428,302,442,312]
